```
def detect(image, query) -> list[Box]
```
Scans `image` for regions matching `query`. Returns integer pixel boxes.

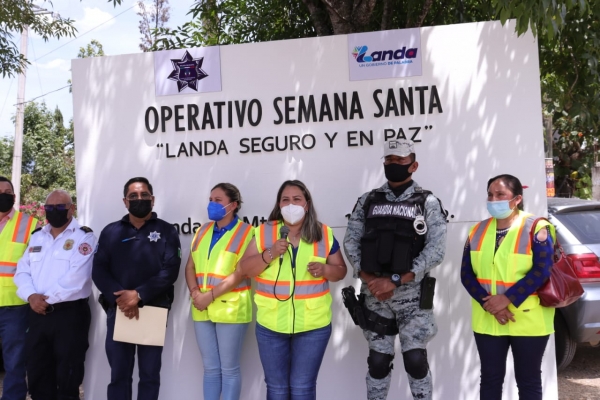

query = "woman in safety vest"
[461,174,555,400]
[238,180,347,400]
[184,183,254,400]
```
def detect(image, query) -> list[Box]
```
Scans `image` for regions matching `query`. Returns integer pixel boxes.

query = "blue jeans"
[474,333,550,400]
[194,321,249,400]
[255,323,331,400]
[0,305,28,400]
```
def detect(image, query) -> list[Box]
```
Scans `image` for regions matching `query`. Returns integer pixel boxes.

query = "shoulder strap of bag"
[529,217,562,262]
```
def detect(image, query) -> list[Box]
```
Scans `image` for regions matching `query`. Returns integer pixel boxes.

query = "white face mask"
[281,204,306,225]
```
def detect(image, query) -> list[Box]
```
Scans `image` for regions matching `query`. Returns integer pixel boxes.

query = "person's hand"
[368,277,396,301]
[121,305,139,320]
[401,272,415,284]
[377,291,394,301]
[192,291,213,311]
[482,294,511,315]
[307,262,325,278]
[271,238,290,258]
[114,290,140,313]
[494,308,515,325]
[28,293,49,314]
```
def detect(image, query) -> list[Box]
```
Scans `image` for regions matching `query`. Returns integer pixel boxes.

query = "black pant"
[25,300,91,400]
[105,307,163,400]
[474,332,550,400]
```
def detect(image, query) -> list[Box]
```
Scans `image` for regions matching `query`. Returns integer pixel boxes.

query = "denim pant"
[255,323,331,400]
[194,321,249,400]
[474,333,550,400]
[0,305,28,400]
[105,308,163,400]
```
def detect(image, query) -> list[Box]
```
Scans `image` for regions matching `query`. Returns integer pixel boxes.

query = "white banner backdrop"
[72,20,557,400]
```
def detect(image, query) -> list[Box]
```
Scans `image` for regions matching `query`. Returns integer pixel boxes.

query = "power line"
[0,80,15,122]
[34,4,136,62]
[13,84,71,106]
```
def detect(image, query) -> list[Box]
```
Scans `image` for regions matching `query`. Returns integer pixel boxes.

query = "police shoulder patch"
[80,226,93,233]
[31,227,42,235]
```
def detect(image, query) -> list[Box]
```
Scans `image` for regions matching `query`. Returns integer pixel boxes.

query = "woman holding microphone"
[239,179,347,400]
[184,183,254,400]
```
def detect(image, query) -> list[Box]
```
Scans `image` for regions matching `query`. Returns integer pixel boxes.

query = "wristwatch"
[390,274,402,287]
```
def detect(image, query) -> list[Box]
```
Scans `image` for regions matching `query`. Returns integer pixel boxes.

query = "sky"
[0,0,191,138]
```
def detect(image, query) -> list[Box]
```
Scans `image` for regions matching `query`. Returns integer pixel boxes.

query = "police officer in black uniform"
[92,177,181,400]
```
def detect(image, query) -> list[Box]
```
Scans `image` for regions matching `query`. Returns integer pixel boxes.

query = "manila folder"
[113,306,168,347]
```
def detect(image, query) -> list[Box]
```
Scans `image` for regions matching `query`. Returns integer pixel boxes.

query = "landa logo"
[352,45,418,63]
[167,50,209,92]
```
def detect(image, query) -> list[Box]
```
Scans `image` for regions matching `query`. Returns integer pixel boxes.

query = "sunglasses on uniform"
[43,204,71,212]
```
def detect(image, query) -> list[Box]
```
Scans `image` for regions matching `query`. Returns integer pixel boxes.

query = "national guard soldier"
[15,189,96,400]
[343,140,447,400]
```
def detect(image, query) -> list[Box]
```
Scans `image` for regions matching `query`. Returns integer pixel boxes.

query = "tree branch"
[381,0,393,31]
[301,0,333,36]
[415,0,434,27]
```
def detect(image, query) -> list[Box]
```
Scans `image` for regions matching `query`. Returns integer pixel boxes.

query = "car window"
[553,210,600,243]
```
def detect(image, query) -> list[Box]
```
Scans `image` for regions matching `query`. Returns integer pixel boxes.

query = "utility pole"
[11,6,53,207]
[11,26,28,207]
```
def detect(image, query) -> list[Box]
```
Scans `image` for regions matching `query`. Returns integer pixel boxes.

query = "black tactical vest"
[360,188,430,275]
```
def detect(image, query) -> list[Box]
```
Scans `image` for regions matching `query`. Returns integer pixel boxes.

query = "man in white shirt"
[15,190,96,400]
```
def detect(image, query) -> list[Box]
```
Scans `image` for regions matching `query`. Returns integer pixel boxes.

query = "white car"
[548,197,600,370]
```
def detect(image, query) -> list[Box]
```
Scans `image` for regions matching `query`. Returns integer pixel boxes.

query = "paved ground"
[557,343,600,400]
[0,345,597,399]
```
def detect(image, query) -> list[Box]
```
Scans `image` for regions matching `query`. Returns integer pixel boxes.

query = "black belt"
[46,298,88,313]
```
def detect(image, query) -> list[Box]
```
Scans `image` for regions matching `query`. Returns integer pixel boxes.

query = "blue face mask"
[207,201,232,221]
[487,198,516,219]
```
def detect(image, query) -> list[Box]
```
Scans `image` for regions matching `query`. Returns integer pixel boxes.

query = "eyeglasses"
[126,193,153,201]
[44,204,71,212]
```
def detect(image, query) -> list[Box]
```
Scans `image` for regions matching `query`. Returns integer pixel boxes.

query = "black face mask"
[0,193,15,213]
[45,209,70,228]
[384,163,413,183]
[128,199,152,218]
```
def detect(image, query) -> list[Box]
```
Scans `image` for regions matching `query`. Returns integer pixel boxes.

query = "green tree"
[0,102,75,204]
[1,0,121,78]
[77,39,105,58]
[137,0,171,52]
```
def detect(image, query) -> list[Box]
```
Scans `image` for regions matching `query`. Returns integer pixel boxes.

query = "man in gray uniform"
[343,139,447,400]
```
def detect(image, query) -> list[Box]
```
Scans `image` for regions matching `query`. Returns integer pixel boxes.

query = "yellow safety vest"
[0,211,39,306]
[190,219,254,323]
[254,221,334,334]
[469,212,555,336]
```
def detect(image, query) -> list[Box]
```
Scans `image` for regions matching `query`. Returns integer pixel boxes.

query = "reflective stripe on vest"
[254,221,334,333]
[0,261,18,277]
[255,276,290,298]
[0,211,39,306]
[11,212,35,244]
[191,222,213,252]
[468,212,555,336]
[190,219,254,323]
[196,273,251,292]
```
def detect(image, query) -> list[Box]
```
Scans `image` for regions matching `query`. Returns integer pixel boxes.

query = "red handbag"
[530,218,584,308]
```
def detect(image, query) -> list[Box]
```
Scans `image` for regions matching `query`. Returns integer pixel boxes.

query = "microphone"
[279,226,290,260]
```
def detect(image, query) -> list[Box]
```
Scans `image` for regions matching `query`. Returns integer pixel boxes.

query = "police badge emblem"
[148,231,161,242]
[63,239,75,250]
